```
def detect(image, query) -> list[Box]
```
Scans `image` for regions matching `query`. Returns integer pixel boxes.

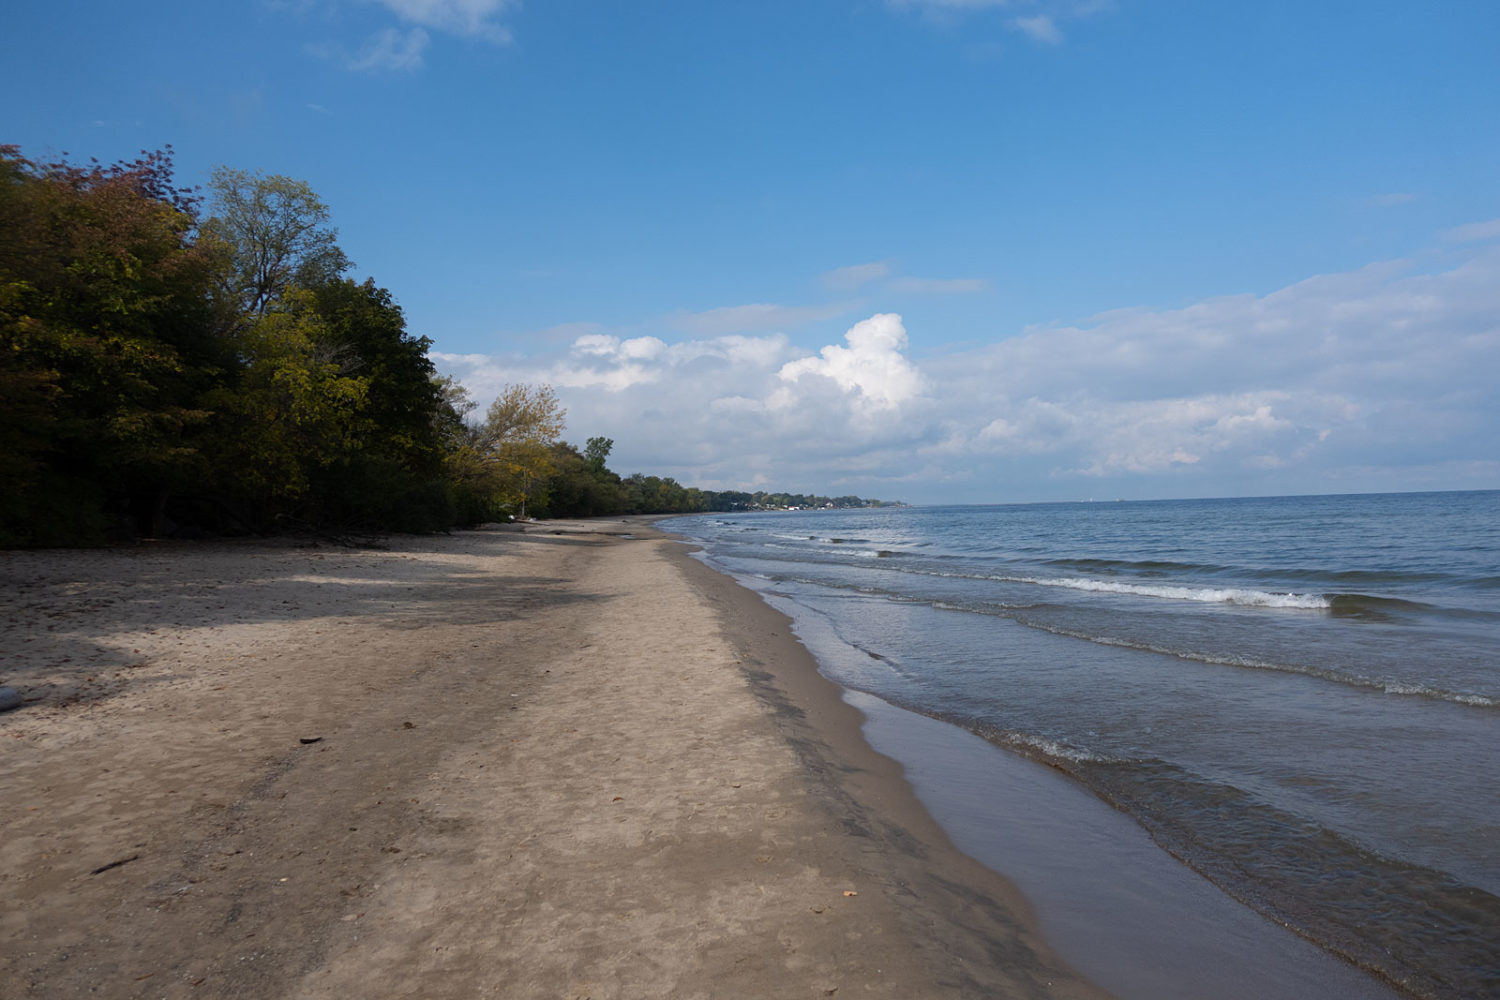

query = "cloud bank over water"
[434,241,1500,502]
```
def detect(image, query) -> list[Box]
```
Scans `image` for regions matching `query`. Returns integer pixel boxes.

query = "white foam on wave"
[1000,731,1112,764]
[1383,683,1499,708]
[1023,576,1331,609]
[897,566,1330,609]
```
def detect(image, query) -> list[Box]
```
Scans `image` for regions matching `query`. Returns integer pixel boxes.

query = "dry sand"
[0,521,1110,999]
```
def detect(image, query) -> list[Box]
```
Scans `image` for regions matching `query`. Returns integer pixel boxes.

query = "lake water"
[667,491,1500,1000]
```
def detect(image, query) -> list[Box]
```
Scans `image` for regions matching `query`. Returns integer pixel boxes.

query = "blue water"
[667,491,1500,1000]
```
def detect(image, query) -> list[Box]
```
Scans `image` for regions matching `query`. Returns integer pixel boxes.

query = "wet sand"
[0,521,1106,999]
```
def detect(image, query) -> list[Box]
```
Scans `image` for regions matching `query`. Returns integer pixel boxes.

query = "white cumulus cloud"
[777,313,925,413]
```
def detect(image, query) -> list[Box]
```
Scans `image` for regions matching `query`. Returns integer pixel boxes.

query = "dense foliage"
[0,145,887,546]
[0,146,463,544]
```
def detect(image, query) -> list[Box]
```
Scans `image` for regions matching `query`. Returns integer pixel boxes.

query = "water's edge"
[842,686,1405,1000]
[729,556,1410,1000]
[669,494,1499,1000]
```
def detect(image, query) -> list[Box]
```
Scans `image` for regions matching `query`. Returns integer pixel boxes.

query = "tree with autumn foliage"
[0,145,221,543]
[471,383,567,518]
[1,145,467,543]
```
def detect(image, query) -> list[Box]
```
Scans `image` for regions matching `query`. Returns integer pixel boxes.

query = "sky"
[4,0,1499,504]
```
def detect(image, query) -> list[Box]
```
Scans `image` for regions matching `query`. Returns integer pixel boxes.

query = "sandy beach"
[0,521,1107,999]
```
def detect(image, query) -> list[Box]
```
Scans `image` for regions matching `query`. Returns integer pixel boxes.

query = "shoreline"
[1,522,1105,998]
[659,528,1107,995]
[670,517,1413,1000]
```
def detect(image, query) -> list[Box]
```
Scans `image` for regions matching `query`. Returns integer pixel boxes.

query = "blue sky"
[5,1,1499,502]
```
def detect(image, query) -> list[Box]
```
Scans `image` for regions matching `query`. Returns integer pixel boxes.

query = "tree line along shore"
[1,146,889,547]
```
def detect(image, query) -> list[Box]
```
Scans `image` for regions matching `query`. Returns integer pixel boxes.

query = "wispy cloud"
[821,261,892,292]
[371,0,516,44]
[889,0,1109,46]
[1013,14,1063,44]
[820,261,989,296]
[303,0,517,73]
[347,26,429,71]
[1442,217,1500,243]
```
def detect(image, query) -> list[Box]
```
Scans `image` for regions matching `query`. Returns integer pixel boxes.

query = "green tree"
[200,167,350,322]
[584,436,613,473]
[427,376,503,527]
[538,440,624,518]
[195,169,467,532]
[477,383,566,517]
[0,145,219,544]
[302,278,453,529]
[199,290,371,521]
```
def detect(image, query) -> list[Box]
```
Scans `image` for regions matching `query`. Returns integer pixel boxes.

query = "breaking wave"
[1019,575,1332,608]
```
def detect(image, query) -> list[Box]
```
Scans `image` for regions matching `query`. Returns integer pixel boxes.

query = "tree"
[192,170,470,531]
[200,167,350,322]
[199,290,371,520]
[584,436,613,473]
[302,278,455,530]
[478,383,566,517]
[538,440,624,518]
[482,382,565,446]
[0,145,219,543]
